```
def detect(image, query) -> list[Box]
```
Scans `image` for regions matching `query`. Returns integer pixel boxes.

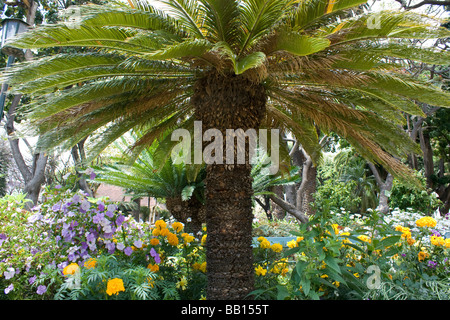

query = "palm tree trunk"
[192,71,266,300]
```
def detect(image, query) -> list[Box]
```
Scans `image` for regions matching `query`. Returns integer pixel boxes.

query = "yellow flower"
[160,228,170,237]
[155,220,167,229]
[63,263,79,275]
[147,263,159,272]
[150,238,160,246]
[167,232,179,246]
[259,239,271,249]
[199,262,207,273]
[182,233,195,244]
[257,236,267,242]
[172,222,184,233]
[444,239,450,248]
[418,251,429,262]
[176,276,188,290]
[357,235,371,243]
[84,258,97,269]
[255,265,267,276]
[297,236,304,242]
[407,238,416,246]
[331,224,340,235]
[431,236,445,247]
[271,243,283,253]
[415,217,437,228]
[152,228,161,236]
[106,278,125,296]
[287,240,298,248]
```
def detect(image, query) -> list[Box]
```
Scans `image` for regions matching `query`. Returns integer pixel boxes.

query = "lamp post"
[0,18,29,121]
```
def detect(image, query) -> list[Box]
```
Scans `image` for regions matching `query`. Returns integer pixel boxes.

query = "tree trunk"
[4,0,44,209]
[271,185,286,219]
[419,128,435,190]
[368,162,393,214]
[296,150,317,216]
[192,71,266,300]
[165,195,205,235]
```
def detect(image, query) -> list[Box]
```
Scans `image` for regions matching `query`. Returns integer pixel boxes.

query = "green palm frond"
[238,0,292,54]
[289,0,368,31]
[161,0,206,39]
[198,0,240,44]
[4,0,449,185]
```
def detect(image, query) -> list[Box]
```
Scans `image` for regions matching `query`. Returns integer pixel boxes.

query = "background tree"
[4,0,450,299]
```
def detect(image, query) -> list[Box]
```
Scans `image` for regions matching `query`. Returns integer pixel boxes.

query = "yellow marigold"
[287,240,298,248]
[152,228,161,236]
[199,262,207,273]
[160,228,170,237]
[63,263,79,275]
[445,239,450,248]
[182,233,195,244]
[271,243,283,253]
[147,263,159,272]
[431,236,445,246]
[259,239,271,249]
[167,232,179,246]
[418,251,429,262]
[297,236,304,242]
[172,222,184,233]
[84,258,97,269]
[155,220,167,229]
[407,238,416,246]
[357,235,371,243]
[150,238,160,246]
[331,224,340,235]
[415,217,437,228]
[255,265,267,276]
[401,230,412,240]
[106,278,125,296]
[201,234,207,246]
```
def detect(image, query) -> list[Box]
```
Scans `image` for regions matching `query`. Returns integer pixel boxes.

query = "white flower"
[4,268,15,280]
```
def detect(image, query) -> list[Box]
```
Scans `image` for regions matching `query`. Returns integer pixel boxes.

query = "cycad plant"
[4,0,450,299]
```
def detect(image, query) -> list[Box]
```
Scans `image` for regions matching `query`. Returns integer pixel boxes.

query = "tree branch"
[269,193,309,224]
[395,0,450,9]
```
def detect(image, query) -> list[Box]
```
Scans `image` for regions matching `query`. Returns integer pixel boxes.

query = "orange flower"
[63,263,79,275]
[84,258,97,269]
[150,238,160,246]
[147,263,159,272]
[106,278,125,296]
[418,251,429,262]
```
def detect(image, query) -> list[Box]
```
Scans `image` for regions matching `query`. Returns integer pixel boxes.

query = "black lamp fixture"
[0,18,29,121]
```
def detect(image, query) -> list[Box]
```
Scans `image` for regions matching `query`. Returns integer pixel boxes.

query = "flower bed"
[1,187,450,300]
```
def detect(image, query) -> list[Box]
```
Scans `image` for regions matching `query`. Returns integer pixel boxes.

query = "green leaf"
[276,285,291,300]
[301,278,311,296]
[274,31,330,56]
[144,39,213,60]
[295,261,309,277]
[234,51,266,74]
[181,185,195,200]
[324,255,341,274]
[290,0,368,31]
[375,235,401,250]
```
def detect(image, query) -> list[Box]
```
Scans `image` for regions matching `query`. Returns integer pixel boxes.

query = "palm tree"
[4,0,450,299]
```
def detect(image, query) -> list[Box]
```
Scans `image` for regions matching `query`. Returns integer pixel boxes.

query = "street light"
[0,18,29,121]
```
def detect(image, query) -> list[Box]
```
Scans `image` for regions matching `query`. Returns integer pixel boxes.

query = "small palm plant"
[4,0,450,299]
